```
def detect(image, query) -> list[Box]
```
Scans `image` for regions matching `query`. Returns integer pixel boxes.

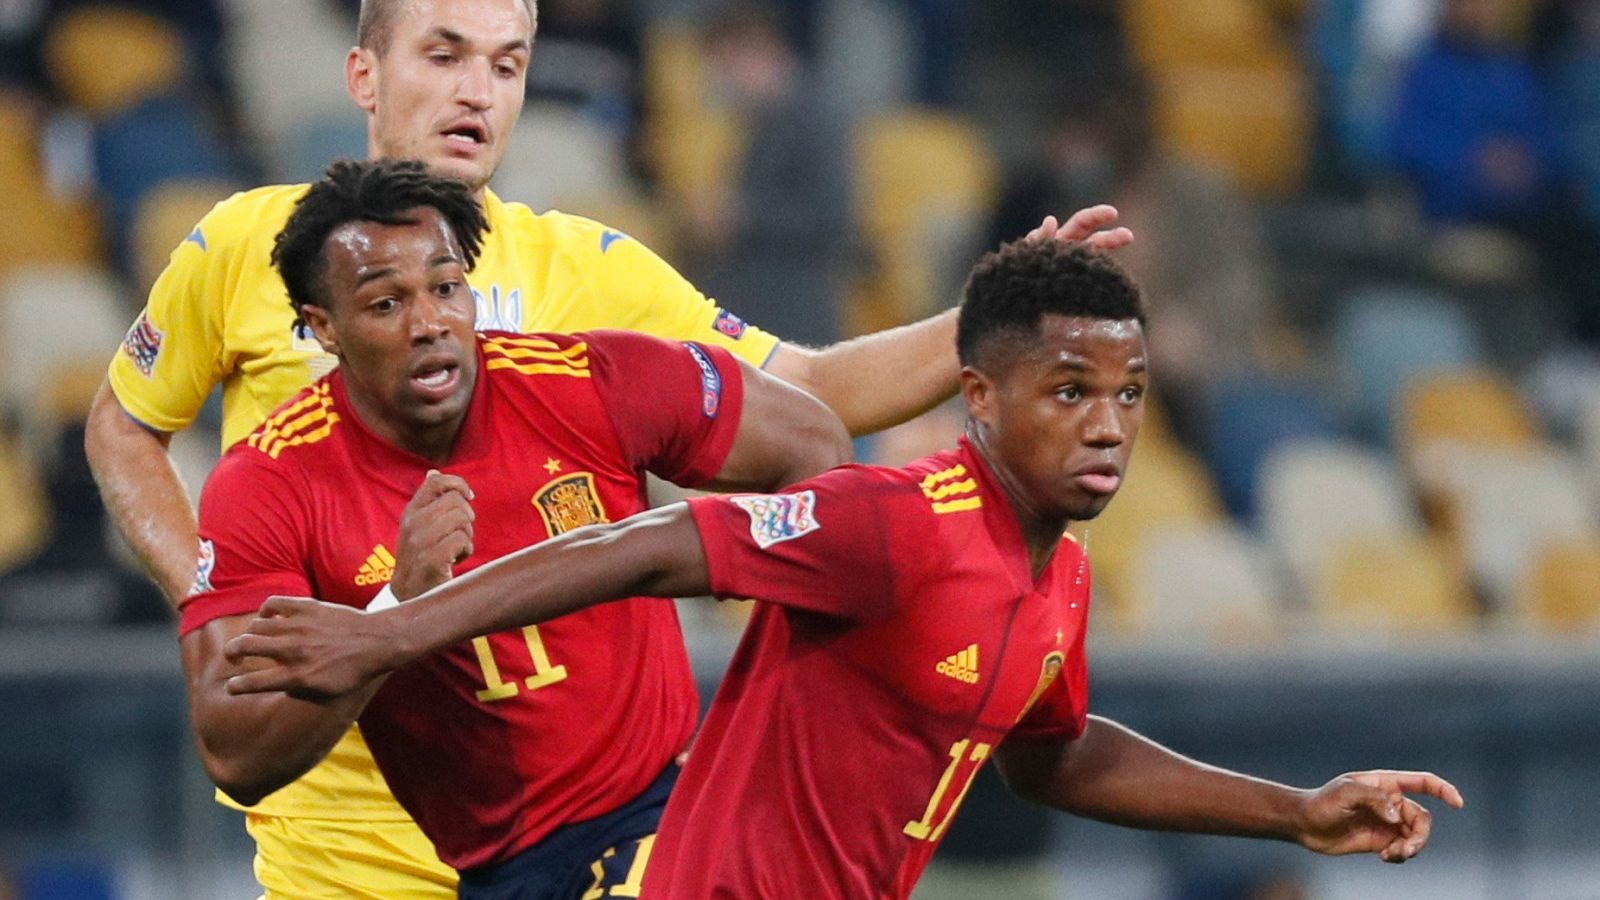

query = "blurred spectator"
[1387,0,1565,227]
[525,0,644,149]
[773,0,967,105]
[684,2,851,346]
[991,84,1284,450]
[1542,0,1600,340]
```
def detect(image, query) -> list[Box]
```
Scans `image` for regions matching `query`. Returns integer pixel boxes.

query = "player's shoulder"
[190,183,308,252]
[478,330,598,389]
[901,449,988,521]
[487,194,635,261]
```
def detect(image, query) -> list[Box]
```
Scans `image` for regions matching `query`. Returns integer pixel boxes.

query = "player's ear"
[960,367,997,429]
[302,305,339,356]
[347,47,378,113]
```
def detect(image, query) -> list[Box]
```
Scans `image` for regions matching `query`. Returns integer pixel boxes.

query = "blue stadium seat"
[280,113,368,184]
[1332,285,1484,443]
[92,92,242,272]
[1203,377,1342,521]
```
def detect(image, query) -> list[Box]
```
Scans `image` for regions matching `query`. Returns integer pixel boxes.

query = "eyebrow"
[353,266,398,289]
[1046,357,1149,375]
[426,27,530,56]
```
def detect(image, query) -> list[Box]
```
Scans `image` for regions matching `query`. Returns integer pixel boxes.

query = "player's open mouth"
[442,122,487,152]
[410,362,460,400]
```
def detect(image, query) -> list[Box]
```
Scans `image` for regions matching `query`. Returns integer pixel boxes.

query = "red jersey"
[648,439,1090,899]
[180,330,745,871]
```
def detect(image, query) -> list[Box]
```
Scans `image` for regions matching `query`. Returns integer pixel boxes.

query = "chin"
[1063,495,1117,522]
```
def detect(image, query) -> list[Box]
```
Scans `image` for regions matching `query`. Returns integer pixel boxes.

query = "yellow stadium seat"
[641,25,747,210]
[44,7,184,117]
[132,180,237,294]
[1125,522,1286,643]
[1400,370,1541,456]
[852,108,999,332]
[1313,534,1477,634]
[0,430,50,573]
[1150,65,1311,195]
[0,91,101,277]
[1517,535,1600,634]
[1071,444,1226,633]
[1121,0,1295,71]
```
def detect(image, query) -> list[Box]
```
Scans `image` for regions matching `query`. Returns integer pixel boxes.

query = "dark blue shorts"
[456,763,678,900]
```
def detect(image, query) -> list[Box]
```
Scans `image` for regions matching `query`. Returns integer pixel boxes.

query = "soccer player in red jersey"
[177,159,851,898]
[226,238,1466,898]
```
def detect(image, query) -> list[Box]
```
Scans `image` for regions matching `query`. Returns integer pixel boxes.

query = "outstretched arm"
[995,716,1464,863]
[224,503,706,699]
[766,207,1134,436]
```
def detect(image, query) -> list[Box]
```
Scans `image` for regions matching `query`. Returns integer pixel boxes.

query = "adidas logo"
[355,545,396,586]
[935,644,980,684]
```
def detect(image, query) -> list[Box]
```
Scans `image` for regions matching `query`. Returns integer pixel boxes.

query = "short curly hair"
[272,158,488,327]
[956,238,1145,372]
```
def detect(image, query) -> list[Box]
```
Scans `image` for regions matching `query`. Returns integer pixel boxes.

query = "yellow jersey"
[108,186,779,857]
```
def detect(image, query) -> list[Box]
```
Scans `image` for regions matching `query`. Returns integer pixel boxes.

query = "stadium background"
[2,0,1599,896]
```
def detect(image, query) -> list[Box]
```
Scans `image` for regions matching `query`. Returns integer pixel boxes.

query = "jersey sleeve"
[583,330,744,488]
[586,229,781,368]
[1008,559,1092,742]
[177,448,312,636]
[107,198,234,433]
[685,465,929,621]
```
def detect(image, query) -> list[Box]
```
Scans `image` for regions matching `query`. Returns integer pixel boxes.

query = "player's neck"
[343,381,468,465]
[965,427,1066,581]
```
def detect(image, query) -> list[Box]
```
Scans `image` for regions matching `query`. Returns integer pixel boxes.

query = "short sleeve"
[587,230,781,368]
[583,330,744,488]
[107,200,231,433]
[178,448,312,636]
[685,465,929,622]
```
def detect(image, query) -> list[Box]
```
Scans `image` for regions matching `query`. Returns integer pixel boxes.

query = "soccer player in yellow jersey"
[84,0,1132,896]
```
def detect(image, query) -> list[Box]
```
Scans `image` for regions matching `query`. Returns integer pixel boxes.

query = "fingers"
[407,470,475,508]
[1349,770,1466,810]
[1026,207,1135,252]
[1082,226,1135,251]
[223,632,293,665]
[224,668,296,696]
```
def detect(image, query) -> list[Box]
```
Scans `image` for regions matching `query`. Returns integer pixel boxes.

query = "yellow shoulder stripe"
[247,383,341,458]
[920,463,981,514]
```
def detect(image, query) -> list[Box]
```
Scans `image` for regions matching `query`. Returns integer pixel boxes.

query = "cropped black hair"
[956,238,1145,372]
[357,0,537,56]
[272,158,488,327]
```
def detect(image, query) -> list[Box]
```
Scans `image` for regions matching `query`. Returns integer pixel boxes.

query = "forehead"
[385,0,533,44]
[1027,315,1147,373]
[322,207,460,278]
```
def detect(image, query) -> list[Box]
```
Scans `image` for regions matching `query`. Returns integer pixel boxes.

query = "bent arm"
[181,612,384,805]
[765,311,958,437]
[995,716,1308,841]
[701,358,852,491]
[85,381,196,605]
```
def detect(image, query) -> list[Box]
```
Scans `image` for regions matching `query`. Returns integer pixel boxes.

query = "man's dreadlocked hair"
[272,158,488,327]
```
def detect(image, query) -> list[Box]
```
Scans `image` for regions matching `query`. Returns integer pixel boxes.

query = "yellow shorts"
[246,812,458,899]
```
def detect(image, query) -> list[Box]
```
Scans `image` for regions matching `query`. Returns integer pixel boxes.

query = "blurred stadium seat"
[1203,376,1341,520]
[0,429,51,575]
[1074,445,1226,633]
[852,107,998,331]
[1125,522,1285,642]
[493,103,631,214]
[1313,534,1477,633]
[0,91,101,277]
[225,0,357,176]
[131,179,237,294]
[1432,448,1597,612]
[0,265,128,442]
[642,23,745,211]
[1257,438,1422,594]
[1333,285,1484,442]
[1516,534,1600,634]
[43,6,183,118]
[279,113,369,185]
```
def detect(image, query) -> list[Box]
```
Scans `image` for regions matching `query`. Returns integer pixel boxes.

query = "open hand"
[390,470,475,601]
[1297,770,1465,863]
[1026,205,1134,252]
[222,596,397,701]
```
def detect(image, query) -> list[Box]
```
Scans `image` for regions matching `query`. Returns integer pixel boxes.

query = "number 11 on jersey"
[904,739,991,841]
[472,625,569,702]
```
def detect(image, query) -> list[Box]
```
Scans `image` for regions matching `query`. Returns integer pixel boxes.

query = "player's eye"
[1057,385,1083,403]
[1118,385,1144,405]
[494,61,519,78]
[370,297,398,313]
[435,281,460,297]
[429,51,455,66]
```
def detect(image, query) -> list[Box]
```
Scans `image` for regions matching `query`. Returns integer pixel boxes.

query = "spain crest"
[533,472,609,536]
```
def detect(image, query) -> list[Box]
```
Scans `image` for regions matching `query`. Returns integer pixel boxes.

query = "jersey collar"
[956,436,1069,597]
